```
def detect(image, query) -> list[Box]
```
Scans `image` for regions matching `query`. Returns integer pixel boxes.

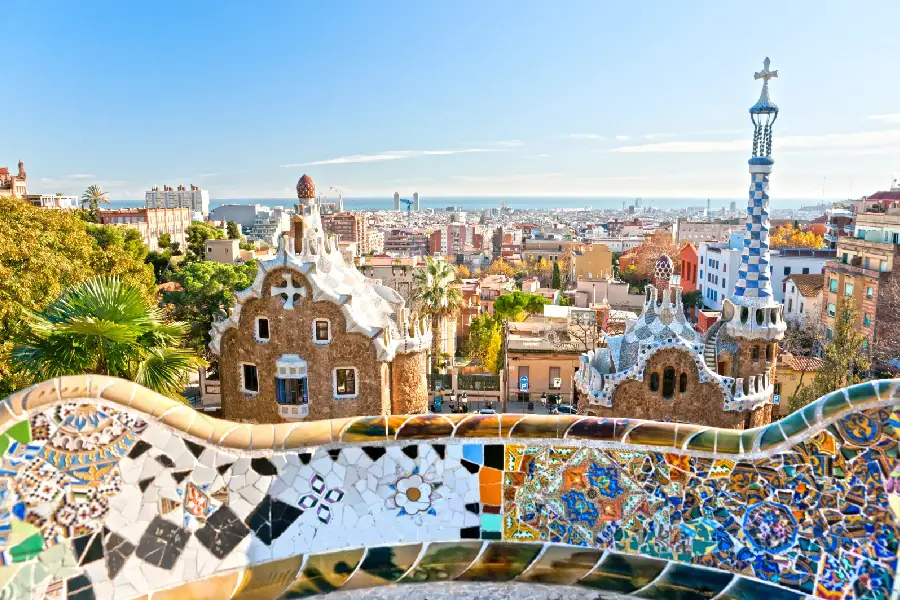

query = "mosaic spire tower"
[732,57,779,308]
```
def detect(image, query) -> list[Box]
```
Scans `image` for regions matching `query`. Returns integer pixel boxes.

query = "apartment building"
[146,184,210,216]
[573,244,613,279]
[679,242,699,293]
[673,218,743,244]
[25,194,78,209]
[247,207,291,247]
[822,208,900,345]
[356,255,428,304]
[429,223,471,258]
[99,207,191,251]
[322,212,372,255]
[383,228,431,256]
[823,208,854,251]
[699,238,833,309]
[521,237,580,263]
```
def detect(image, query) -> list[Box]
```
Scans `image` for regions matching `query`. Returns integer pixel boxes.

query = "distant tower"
[706,198,711,217]
[717,58,786,425]
[730,200,737,213]
[293,174,317,254]
[413,192,420,211]
[393,192,400,211]
[17,160,25,179]
[338,194,344,212]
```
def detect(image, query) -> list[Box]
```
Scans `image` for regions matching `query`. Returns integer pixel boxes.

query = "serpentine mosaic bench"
[0,375,897,599]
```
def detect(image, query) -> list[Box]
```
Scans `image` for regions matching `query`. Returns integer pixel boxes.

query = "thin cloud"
[489,140,524,148]
[526,154,551,158]
[282,147,498,167]
[870,114,900,124]
[450,172,565,183]
[197,172,220,178]
[611,129,900,154]
[615,135,631,141]
[567,133,607,141]
[66,173,96,179]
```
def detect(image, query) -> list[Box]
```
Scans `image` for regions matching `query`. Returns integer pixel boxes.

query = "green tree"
[551,261,562,290]
[681,291,703,310]
[226,221,241,240]
[146,250,174,283]
[789,298,870,412]
[157,232,172,250]
[493,291,550,322]
[11,277,203,400]
[464,314,502,374]
[80,184,109,222]
[85,225,156,297]
[0,199,157,396]
[165,260,258,354]
[412,258,462,372]
[186,222,225,261]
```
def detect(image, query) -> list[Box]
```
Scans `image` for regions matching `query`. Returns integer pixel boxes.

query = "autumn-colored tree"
[770,225,825,250]
[455,264,471,279]
[0,198,156,397]
[463,314,502,374]
[631,231,681,280]
[486,259,516,278]
[524,256,553,281]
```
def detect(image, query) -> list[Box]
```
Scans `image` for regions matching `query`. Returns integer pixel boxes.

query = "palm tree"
[81,184,109,221]
[413,258,462,372]
[11,276,204,399]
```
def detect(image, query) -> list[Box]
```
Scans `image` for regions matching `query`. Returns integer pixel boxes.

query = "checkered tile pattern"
[733,170,775,307]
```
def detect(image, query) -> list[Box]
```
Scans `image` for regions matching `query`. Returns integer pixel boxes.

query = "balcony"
[279,403,309,419]
[825,260,882,279]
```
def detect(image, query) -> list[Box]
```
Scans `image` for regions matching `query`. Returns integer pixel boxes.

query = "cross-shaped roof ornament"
[754,57,778,82]
[271,273,307,309]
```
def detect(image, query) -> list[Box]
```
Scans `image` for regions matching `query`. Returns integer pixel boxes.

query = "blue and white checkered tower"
[732,57,780,309]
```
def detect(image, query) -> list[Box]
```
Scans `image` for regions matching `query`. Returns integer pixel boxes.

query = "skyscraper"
[393,192,400,211]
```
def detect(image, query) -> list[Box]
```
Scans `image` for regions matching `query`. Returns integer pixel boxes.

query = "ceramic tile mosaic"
[0,375,897,599]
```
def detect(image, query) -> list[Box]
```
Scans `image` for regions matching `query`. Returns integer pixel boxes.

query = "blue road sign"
[519,376,529,391]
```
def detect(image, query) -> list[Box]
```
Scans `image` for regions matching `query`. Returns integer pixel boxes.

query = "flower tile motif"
[388,468,440,517]
[299,472,344,524]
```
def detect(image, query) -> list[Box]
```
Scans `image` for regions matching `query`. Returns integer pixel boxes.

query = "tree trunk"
[431,318,442,373]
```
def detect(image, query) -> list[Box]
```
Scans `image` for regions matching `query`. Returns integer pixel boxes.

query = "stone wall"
[587,348,750,428]
[219,268,387,423]
[0,374,897,599]
[390,351,428,414]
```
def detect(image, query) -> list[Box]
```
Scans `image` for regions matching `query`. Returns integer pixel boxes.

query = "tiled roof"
[779,353,824,372]
[784,273,824,297]
[868,191,900,201]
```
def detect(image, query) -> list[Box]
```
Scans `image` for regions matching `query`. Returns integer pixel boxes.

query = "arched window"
[679,373,687,394]
[662,367,675,399]
[740,307,749,323]
[649,372,660,392]
[765,344,772,361]
[755,309,764,326]
[752,346,760,361]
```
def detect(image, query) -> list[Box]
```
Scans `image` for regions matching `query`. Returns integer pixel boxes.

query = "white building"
[585,236,644,253]
[208,204,266,230]
[783,273,824,326]
[699,238,835,309]
[673,218,744,244]
[25,194,78,209]
[247,207,291,247]
[146,184,210,218]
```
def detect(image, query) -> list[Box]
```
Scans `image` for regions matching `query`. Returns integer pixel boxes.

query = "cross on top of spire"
[754,57,778,83]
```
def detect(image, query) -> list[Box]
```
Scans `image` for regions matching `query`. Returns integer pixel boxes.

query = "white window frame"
[333,367,358,399]
[255,317,270,343]
[240,362,259,395]
[312,318,332,344]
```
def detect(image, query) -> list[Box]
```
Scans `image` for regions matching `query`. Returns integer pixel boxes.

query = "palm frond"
[135,348,206,400]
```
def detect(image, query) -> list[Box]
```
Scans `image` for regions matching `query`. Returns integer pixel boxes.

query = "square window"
[864,314,871,327]
[276,377,307,405]
[829,278,838,293]
[313,319,331,344]
[827,303,836,318]
[783,267,791,276]
[334,368,357,397]
[844,283,853,296]
[866,287,874,299]
[256,317,270,341]
[242,364,259,394]
[802,267,809,274]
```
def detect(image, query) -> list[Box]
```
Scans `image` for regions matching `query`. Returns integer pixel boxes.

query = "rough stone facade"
[584,348,766,429]
[219,267,421,423]
[391,351,428,414]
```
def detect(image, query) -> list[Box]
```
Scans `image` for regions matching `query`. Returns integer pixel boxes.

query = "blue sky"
[7,1,900,200]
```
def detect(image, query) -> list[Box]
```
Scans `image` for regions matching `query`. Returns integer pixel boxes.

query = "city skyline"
[8,1,900,200]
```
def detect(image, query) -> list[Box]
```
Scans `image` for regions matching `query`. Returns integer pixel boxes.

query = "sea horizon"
[105,195,839,212]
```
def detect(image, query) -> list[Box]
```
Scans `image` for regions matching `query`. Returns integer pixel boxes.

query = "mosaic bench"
[0,375,897,599]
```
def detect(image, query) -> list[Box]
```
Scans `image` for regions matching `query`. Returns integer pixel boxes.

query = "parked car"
[552,404,577,415]
[478,408,496,414]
